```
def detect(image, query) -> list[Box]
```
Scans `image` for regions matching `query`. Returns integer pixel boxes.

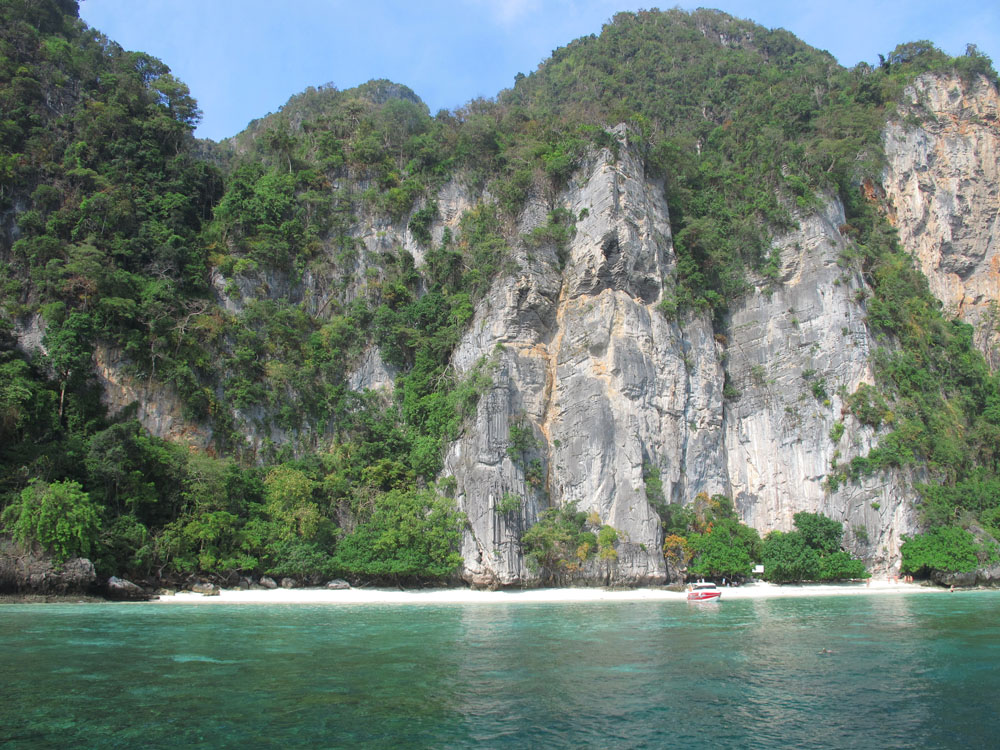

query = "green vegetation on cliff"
[900,526,997,578]
[0,1,478,585]
[1,1,998,584]
[661,494,866,582]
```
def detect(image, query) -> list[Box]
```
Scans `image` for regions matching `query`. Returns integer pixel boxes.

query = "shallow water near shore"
[3,592,998,748]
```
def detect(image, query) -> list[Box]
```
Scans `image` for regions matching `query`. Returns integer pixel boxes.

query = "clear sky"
[77,0,999,142]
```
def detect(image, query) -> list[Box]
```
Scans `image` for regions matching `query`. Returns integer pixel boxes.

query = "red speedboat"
[686,582,721,601]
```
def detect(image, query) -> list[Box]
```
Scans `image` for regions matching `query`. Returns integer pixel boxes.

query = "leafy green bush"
[761,512,868,582]
[900,527,988,575]
[597,525,619,560]
[829,421,845,442]
[761,531,820,583]
[408,201,438,246]
[332,489,465,581]
[686,517,761,579]
[2,480,100,562]
[846,384,890,429]
[497,493,522,514]
[819,550,868,580]
[522,502,596,580]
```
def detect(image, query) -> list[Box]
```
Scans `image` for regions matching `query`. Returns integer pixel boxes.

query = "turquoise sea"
[2,592,998,749]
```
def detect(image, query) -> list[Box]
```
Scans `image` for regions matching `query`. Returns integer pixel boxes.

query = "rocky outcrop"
[106,575,151,601]
[443,131,924,585]
[932,566,1000,587]
[23,72,997,587]
[93,344,213,449]
[0,537,96,595]
[189,581,220,596]
[883,72,1000,366]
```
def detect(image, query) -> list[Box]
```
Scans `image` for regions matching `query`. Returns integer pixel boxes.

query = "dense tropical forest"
[2,0,999,589]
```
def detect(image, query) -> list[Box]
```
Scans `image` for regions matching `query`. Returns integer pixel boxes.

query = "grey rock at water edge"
[106,576,150,601]
[189,581,219,596]
[0,538,96,594]
[326,579,351,590]
[280,577,297,589]
[258,576,278,589]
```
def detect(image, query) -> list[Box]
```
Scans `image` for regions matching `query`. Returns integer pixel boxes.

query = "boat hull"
[686,591,721,601]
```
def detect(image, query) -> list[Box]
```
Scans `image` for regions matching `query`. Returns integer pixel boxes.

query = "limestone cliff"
[8,3,1000,591]
[94,345,213,449]
[81,77,1000,587]
[883,72,1000,366]
[723,197,920,575]
[445,129,724,585]
[443,132,918,585]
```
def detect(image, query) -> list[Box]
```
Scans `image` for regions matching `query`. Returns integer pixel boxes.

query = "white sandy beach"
[153,579,951,605]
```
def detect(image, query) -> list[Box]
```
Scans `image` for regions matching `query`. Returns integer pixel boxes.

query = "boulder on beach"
[106,576,150,601]
[190,581,219,596]
[259,576,277,589]
[280,577,297,589]
[326,579,351,590]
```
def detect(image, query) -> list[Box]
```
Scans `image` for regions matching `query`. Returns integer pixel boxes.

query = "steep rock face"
[723,197,919,572]
[883,73,1000,366]
[444,137,925,584]
[445,132,727,586]
[93,345,213,449]
[64,113,965,582]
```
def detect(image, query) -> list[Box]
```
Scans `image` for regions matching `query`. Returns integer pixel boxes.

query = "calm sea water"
[2,592,998,749]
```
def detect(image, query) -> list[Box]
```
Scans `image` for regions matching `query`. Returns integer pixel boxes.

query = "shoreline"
[149,579,955,605]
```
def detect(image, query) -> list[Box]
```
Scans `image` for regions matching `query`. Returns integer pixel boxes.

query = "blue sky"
[78,1,999,142]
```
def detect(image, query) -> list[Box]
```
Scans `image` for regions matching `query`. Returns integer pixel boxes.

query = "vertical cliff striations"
[441,129,926,584]
[445,131,725,585]
[723,197,919,572]
[883,73,1000,366]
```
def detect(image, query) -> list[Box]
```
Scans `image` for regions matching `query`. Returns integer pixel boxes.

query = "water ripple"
[1,594,999,748]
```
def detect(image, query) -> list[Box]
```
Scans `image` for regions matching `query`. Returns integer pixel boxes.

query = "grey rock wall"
[445,134,927,583]
[722,197,918,573]
[445,131,727,585]
[883,72,1000,366]
[0,537,97,595]
[93,344,213,449]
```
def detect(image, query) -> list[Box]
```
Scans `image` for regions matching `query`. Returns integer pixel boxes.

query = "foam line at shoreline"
[152,580,952,605]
